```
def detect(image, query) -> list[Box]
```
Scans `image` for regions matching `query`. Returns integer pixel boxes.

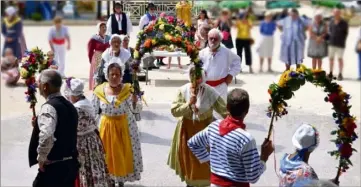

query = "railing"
[121,0,207,23]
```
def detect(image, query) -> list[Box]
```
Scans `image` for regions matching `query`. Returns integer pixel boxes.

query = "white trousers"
[53,44,66,76]
[212,83,228,120]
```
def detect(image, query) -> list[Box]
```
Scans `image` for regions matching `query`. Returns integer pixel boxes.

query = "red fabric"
[206,77,227,87]
[219,116,246,136]
[222,31,230,41]
[52,38,66,45]
[87,38,110,63]
[75,173,80,187]
[211,173,250,187]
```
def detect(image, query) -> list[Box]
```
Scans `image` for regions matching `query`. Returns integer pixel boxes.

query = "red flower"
[328,93,339,103]
[346,122,357,136]
[339,143,353,158]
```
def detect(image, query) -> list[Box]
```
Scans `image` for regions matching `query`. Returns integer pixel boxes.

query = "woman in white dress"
[257,12,277,72]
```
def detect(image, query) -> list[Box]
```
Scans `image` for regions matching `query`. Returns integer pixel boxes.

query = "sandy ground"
[1,16,361,186]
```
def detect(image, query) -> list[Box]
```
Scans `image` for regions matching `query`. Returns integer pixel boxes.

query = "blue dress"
[2,17,23,59]
[278,17,309,65]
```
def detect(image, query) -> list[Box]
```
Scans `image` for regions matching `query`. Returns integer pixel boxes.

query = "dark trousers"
[236,39,252,66]
[33,159,79,187]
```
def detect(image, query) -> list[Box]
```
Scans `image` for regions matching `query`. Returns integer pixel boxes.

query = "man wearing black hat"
[139,3,157,30]
[139,3,165,68]
[106,1,133,35]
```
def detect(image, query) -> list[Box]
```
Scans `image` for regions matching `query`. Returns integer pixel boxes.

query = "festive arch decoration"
[19,47,50,120]
[131,16,201,94]
[266,64,358,184]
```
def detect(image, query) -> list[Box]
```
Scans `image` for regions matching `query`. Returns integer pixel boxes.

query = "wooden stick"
[333,115,343,185]
[266,111,276,141]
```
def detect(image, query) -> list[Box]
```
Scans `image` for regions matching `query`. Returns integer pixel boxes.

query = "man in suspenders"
[106,1,132,36]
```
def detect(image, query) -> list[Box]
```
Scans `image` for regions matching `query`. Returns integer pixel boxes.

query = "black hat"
[147,3,156,9]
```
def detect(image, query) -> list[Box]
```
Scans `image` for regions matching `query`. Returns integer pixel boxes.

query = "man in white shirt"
[199,28,241,102]
[139,3,157,30]
[106,2,133,35]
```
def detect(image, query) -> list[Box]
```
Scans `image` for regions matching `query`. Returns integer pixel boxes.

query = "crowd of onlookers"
[193,8,361,81]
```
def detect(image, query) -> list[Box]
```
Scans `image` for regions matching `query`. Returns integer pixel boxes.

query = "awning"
[266,1,300,9]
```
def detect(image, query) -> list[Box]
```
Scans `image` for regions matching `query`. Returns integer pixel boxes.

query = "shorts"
[328,46,345,59]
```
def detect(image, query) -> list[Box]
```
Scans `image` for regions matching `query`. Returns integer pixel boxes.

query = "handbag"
[222,31,230,41]
[250,38,255,45]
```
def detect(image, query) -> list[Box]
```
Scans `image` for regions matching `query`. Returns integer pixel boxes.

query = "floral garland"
[132,16,201,84]
[266,64,358,184]
[19,47,50,119]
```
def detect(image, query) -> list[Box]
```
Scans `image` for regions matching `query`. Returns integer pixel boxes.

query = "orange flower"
[146,26,153,32]
[144,39,152,48]
[186,45,193,54]
[268,89,272,94]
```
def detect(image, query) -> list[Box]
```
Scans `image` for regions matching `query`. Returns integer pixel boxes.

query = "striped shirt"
[188,120,266,183]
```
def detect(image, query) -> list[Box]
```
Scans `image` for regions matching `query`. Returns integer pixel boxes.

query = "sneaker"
[337,73,343,81]
[158,61,166,66]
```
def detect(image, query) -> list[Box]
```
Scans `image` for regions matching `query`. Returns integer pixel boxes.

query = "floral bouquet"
[266,65,358,184]
[20,47,49,119]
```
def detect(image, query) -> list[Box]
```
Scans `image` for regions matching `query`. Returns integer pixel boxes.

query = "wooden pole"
[266,111,276,141]
[97,1,102,20]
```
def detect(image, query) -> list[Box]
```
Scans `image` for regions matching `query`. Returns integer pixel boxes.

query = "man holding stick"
[29,69,79,187]
[188,88,274,187]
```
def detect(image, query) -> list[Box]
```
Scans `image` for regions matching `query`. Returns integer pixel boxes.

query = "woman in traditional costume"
[63,78,110,187]
[176,0,192,27]
[87,22,111,90]
[2,6,26,59]
[92,58,143,187]
[168,66,227,187]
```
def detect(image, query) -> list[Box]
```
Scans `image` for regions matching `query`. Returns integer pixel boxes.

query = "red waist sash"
[206,77,227,87]
[211,173,250,187]
[52,38,66,45]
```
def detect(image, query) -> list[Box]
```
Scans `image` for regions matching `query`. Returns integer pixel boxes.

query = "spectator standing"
[257,11,276,73]
[235,13,254,73]
[214,9,234,49]
[307,11,328,70]
[328,8,349,80]
[357,27,361,80]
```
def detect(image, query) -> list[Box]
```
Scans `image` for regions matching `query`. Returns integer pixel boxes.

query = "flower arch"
[266,64,358,184]
[131,16,201,95]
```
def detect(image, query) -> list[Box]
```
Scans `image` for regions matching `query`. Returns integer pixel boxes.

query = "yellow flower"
[297,64,307,73]
[175,26,182,31]
[151,39,157,45]
[339,91,347,99]
[159,24,165,30]
[278,78,286,87]
[20,68,29,78]
[164,34,172,41]
[312,69,323,73]
[31,47,38,52]
[134,50,140,59]
[339,131,347,138]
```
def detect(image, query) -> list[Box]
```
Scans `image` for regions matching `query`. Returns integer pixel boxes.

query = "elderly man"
[94,34,132,86]
[29,69,79,187]
[199,28,241,102]
[328,8,349,80]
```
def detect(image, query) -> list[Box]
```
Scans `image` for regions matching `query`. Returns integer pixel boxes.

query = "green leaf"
[331,130,338,135]
[352,148,358,152]
[346,158,353,166]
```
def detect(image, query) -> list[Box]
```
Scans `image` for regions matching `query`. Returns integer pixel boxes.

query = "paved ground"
[1,17,361,186]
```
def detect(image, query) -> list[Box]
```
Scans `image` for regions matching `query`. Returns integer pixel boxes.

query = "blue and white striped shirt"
[188,120,266,183]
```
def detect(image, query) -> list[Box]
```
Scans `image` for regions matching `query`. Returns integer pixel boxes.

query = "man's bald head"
[39,69,63,90]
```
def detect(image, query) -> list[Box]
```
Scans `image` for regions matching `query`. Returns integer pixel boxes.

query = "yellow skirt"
[100,114,134,177]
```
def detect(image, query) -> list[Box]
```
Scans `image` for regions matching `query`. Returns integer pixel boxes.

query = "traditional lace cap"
[5,6,16,16]
[64,78,84,97]
[103,58,125,81]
